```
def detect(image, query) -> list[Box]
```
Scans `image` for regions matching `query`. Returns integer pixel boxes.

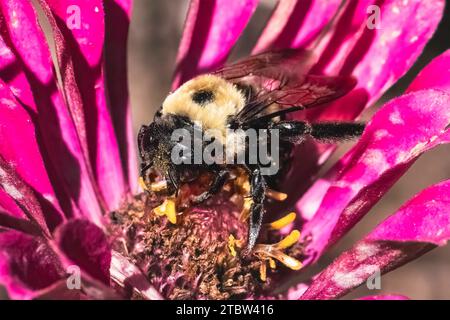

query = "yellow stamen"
[153,198,177,224]
[239,197,253,222]
[139,177,148,191]
[275,230,300,250]
[269,258,276,269]
[228,235,237,257]
[270,252,303,270]
[233,168,250,195]
[255,249,303,271]
[149,180,168,192]
[267,212,296,230]
[254,230,302,271]
[228,234,243,257]
[266,189,288,201]
[241,180,250,194]
[259,262,267,281]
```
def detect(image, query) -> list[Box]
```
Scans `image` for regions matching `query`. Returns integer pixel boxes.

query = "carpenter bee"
[138,49,365,253]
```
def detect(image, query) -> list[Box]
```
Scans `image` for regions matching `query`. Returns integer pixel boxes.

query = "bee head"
[138,118,174,175]
[138,114,195,191]
[138,121,157,162]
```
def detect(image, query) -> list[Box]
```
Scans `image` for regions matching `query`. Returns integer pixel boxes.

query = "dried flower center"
[108,173,304,300]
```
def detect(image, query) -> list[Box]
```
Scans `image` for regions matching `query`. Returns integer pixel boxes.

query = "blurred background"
[128,0,450,299]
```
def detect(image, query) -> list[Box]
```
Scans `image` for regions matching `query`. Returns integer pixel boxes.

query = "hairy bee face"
[162,75,246,142]
[138,116,184,177]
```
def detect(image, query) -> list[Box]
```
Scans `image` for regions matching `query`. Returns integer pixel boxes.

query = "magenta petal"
[0,209,42,236]
[104,0,139,194]
[298,49,450,223]
[0,0,103,223]
[0,193,26,220]
[253,0,342,53]
[172,0,259,89]
[53,219,111,285]
[299,89,450,265]
[110,251,163,300]
[42,0,128,211]
[357,295,409,300]
[0,80,64,228]
[313,0,444,104]
[300,180,450,300]
[256,0,444,105]
[0,231,64,299]
[258,1,444,200]
[407,50,450,93]
[367,180,450,246]
[33,279,84,300]
[0,156,54,237]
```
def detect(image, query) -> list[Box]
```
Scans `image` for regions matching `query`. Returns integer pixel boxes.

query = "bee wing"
[214,49,356,126]
[214,49,315,81]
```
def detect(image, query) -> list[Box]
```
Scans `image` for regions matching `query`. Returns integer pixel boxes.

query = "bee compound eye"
[147,134,156,144]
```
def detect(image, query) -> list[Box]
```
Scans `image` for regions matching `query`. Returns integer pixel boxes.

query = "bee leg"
[308,122,365,141]
[167,166,180,194]
[272,120,365,143]
[191,169,228,204]
[245,167,267,254]
[270,121,310,143]
[140,162,152,178]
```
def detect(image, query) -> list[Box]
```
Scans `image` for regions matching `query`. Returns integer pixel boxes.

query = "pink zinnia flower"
[0,0,449,300]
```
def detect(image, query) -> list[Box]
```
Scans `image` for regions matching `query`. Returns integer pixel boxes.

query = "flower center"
[108,172,304,300]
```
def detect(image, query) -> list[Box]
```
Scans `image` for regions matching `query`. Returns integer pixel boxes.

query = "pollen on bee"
[139,176,148,191]
[140,175,169,193]
[149,180,168,192]
[153,197,178,224]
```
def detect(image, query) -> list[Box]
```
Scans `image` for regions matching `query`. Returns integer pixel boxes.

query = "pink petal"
[257,0,444,104]
[0,156,53,237]
[104,0,139,194]
[110,251,163,300]
[407,49,450,94]
[33,278,119,300]
[253,0,343,53]
[0,208,41,236]
[0,195,26,221]
[357,295,409,300]
[33,279,84,300]
[298,49,450,222]
[53,219,111,285]
[0,35,64,230]
[172,0,259,89]
[0,79,66,230]
[313,0,444,104]
[367,180,450,246]
[0,231,64,299]
[299,89,450,265]
[300,180,450,300]
[0,0,103,223]
[41,0,128,211]
[257,0,444,200]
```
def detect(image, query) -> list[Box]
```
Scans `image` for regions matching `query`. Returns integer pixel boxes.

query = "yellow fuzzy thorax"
[162,74,245,142]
